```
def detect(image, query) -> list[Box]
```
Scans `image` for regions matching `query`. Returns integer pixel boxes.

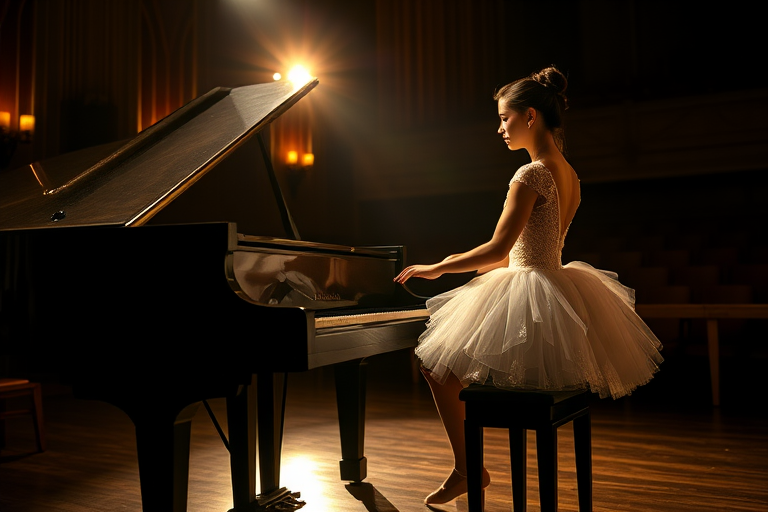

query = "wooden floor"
[1,349,767,512]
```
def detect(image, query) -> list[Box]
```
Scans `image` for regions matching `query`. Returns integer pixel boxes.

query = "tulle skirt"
[415,261,663,399]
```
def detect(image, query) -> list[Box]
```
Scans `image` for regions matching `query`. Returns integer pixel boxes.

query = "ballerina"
[394,66,663,506]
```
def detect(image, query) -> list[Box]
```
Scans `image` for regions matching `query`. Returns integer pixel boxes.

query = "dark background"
[1,0,766,335]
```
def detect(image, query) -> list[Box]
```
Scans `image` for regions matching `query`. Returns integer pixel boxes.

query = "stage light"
[287,65,312,88]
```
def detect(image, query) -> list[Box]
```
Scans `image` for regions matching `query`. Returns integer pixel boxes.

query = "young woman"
[394,66,663,506]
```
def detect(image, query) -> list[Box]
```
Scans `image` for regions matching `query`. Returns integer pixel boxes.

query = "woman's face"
[497,100,528,151]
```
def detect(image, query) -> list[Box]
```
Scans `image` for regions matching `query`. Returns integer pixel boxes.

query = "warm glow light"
[19,114,34,133]
[273,72,282,81]
[302,153,314,167]
[279,455,328,510]
[287,65,312,88]
[0,111,10,130]
[286,150,298,165]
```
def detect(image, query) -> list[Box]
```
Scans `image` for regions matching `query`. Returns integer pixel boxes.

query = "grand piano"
[0,78,429,511]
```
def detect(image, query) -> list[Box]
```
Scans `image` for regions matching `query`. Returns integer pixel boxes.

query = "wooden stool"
[459,384,591,512]
[0,378,46,453]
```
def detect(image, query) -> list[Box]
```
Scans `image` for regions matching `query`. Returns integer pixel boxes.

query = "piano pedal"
[252,487,306,511]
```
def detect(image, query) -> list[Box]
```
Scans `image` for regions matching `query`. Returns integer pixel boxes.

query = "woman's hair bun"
[531,66,568,108]
[532,66,567,94]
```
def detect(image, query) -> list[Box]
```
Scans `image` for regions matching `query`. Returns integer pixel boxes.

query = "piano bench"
[0,378,46,454]
[459,384,592,512]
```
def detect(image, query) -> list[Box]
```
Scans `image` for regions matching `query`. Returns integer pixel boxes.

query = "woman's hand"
[394,264,443,284]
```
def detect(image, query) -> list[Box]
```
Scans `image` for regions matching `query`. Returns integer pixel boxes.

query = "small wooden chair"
[0,378,46,453]
[459,384,592,512]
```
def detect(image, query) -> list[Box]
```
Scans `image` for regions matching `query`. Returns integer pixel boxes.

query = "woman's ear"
[526,108,536,128]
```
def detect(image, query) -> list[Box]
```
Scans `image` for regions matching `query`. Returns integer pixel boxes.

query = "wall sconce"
[285,150,314,197]
[1,112,35,170]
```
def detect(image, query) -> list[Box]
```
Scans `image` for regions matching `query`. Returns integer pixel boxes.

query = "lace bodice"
[506,162,571,270]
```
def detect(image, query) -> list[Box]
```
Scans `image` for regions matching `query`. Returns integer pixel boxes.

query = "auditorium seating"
[565,214,767,356]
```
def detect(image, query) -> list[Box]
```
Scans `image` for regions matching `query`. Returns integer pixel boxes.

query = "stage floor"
[1,349,767,512]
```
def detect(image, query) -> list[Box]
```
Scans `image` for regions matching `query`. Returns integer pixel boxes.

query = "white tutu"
[415,261,663,399]
[415,162,663,399]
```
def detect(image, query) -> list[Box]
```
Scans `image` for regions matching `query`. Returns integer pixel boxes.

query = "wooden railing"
[635,304,768,406]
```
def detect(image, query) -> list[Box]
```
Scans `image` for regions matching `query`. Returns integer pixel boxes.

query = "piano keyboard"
[315,307,429,329]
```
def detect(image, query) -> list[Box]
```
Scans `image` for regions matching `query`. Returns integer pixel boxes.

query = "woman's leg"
[421,367,467,472]
[421,367,490,504]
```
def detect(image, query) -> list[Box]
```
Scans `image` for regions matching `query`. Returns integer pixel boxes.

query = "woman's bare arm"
[476,255,510,274]
[394,182,538,283]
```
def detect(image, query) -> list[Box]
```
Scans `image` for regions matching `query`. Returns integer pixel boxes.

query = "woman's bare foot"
[424,467,491,505]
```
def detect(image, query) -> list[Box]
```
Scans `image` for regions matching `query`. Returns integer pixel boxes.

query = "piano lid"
[0,78,318,231]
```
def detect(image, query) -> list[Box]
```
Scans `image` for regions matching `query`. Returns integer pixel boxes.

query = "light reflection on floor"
[279,453,332,510]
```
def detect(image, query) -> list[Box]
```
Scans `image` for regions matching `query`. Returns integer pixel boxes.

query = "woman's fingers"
[394,267,412,283]
[395,264,441,283]
[395,265,420,283]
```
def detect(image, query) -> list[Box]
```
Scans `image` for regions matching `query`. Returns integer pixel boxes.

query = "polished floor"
[1,349,767,512]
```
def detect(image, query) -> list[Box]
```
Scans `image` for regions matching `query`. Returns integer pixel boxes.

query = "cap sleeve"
[510,162,550,197]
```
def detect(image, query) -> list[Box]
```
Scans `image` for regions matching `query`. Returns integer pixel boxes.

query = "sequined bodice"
[507,162,571,270]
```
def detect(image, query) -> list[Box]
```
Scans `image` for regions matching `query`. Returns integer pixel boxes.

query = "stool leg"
[536,427,558,512]
[573,412,592,511]
[510,427,527,512]
[31,384,46,452]
[464,418,484,512]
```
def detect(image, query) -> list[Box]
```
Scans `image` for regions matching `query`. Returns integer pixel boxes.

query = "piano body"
[0,79,428,511]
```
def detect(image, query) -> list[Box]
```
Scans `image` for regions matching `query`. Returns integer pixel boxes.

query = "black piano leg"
[228,373,304,512]
[256,372,286,494]
[228,378,257,511]
[132,402,199,512]
[334,359,368,483]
